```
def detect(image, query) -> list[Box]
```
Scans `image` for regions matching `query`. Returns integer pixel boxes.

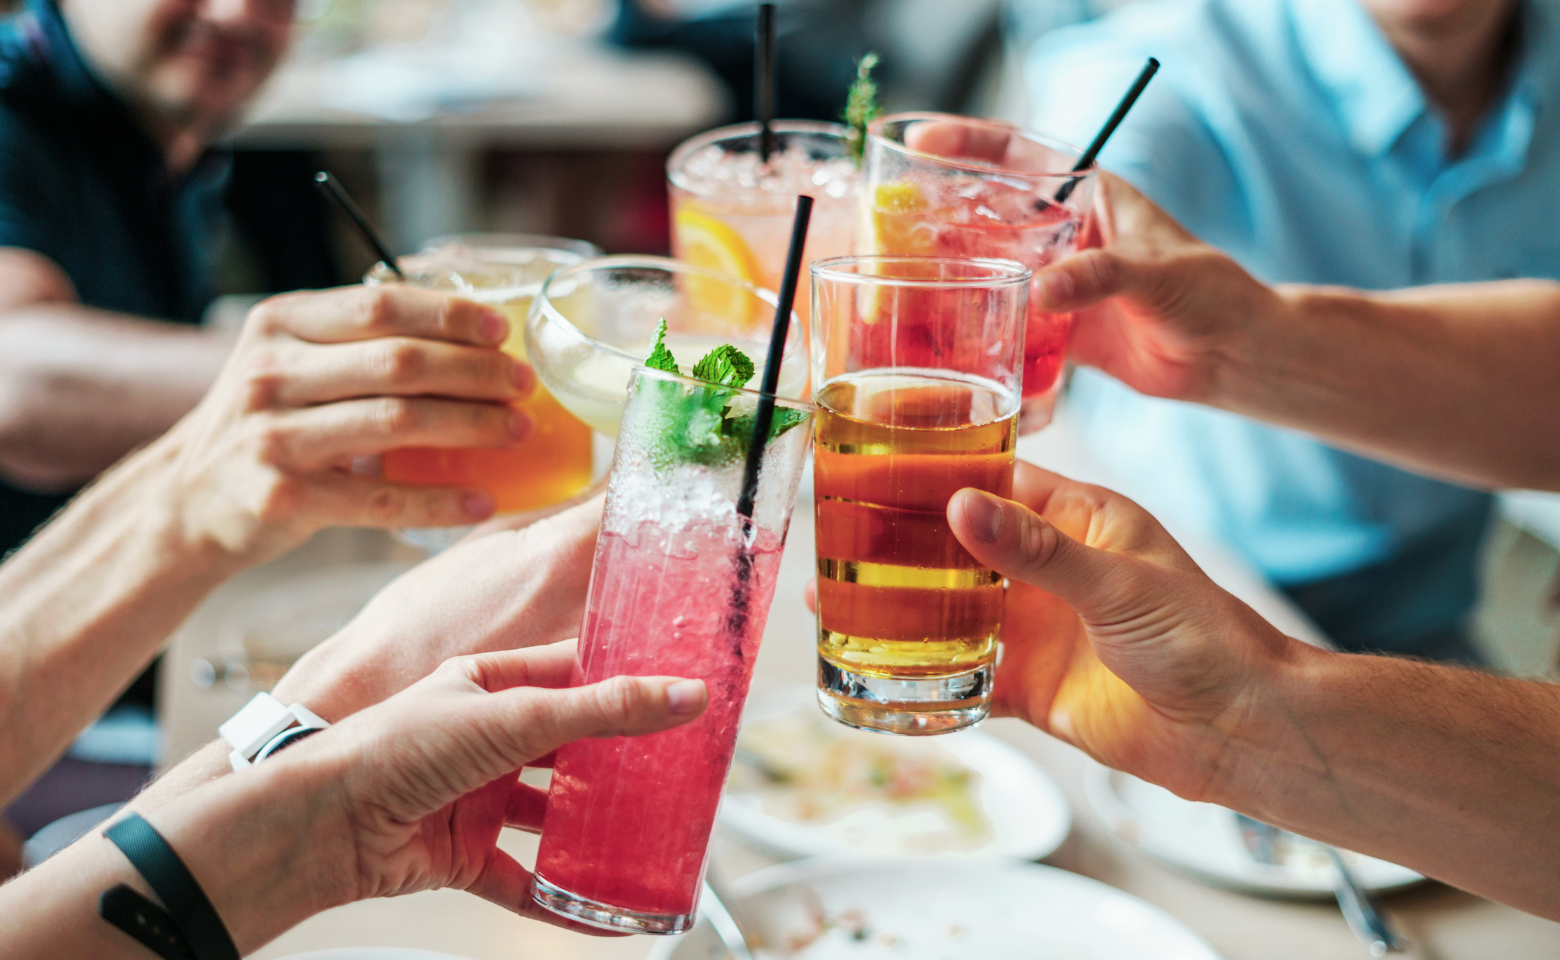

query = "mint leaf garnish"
[843,52,882,166]
[692,344,755,388]
[645,317,679,374]
[636,333,809,469]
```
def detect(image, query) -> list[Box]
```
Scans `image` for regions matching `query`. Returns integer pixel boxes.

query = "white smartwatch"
[219,692,330,772]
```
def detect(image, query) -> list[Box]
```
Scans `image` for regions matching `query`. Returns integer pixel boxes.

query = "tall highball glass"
[811,256,1030,735]
[532,365,813,933]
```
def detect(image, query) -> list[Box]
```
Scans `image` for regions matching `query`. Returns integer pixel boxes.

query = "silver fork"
[1233,813,1407,956]
[702,863,762,960]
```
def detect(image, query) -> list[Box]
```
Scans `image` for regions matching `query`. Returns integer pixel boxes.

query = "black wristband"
[104,813,240,960]
[100,884,194,960]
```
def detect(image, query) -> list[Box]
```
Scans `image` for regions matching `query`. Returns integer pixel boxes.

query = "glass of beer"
[366,237,600,551]
[810,256,1031,735]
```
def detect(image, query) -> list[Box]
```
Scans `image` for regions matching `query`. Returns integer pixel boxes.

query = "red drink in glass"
[531,364,813,934]
[862,114,1095,432]
[534,522,782,919]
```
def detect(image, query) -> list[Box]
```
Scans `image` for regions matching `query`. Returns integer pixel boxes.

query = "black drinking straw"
[726,195,811,637]
[314,170,405,280]
[755,3,777,163]
[1052,57,1159,204]
[735,193,812,522]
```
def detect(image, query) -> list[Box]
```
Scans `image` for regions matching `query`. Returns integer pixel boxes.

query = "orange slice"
[673,206,763,331]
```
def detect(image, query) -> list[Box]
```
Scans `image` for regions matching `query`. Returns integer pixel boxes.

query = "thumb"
[948,488,1135,616]
[495,675,708,767]
[1035,249,1150,312]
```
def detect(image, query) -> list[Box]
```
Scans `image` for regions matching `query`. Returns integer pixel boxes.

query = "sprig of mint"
[637,318,809,468]
[843,52,882,166]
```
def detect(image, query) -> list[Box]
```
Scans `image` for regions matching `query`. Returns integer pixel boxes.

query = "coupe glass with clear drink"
[526,255,809,435]
[810,256,1030,735]
[861,113,1095,432]
[531,365,813,934]
[668,120,858,331]
[365,237,600,550]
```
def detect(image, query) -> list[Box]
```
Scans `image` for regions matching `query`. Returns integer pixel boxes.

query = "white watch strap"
[220,692,328,771]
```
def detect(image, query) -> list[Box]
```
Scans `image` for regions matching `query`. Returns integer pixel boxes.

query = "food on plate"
[729,712,992,852]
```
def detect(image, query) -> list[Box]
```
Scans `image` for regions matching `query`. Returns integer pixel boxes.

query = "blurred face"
[1359,0,1518,35]
[60,0,295,137]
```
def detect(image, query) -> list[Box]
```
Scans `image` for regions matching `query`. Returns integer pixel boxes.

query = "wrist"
[123,428,251,585]
[1198,637,1338,818]
[144,743,356,952]
[1189,275,1299,410]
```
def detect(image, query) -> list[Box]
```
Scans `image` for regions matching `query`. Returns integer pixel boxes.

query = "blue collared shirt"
[1025,0,1560,650]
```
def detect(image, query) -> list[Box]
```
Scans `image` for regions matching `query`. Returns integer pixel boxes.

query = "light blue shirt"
[1026,0,1560,649]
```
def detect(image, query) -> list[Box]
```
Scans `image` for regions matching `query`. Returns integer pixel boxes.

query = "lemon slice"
[862,181,932,255]
[856,182,934,324]
[673,206,763,331]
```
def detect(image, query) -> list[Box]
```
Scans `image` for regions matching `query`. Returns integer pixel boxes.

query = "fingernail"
[479,310,509,345]
[962,490,1005,543]
[511,360,536,395]
[666,679,706,715]
[1037,269,1074,308]
[509,409,533,441]
[463,491,495,519]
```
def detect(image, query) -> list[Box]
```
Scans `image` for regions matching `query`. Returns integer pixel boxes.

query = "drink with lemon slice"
[861,113,1096,433]
[526,256,809,436]
[668,121,857,331]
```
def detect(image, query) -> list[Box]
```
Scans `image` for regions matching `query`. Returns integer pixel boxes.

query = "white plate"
[720,690,1070,861]
[272,951,470,960]
[1084,763,1424,899]
[649,858,1223,960]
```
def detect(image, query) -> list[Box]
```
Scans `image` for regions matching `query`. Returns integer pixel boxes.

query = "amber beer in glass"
[810,256,1030,734]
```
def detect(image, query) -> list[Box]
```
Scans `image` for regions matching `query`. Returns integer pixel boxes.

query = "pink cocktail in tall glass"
[861,113,1096,432]
[532,364,813,934]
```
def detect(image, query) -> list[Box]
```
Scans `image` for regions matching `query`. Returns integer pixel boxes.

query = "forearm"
[1213,280,1560,490]
[1220,644,1560,917]
[0,752,349,957]
[0,435,244,807]
[0,304,231,490]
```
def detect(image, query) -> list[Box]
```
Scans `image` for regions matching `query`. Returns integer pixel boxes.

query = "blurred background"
[0,0,1549,674]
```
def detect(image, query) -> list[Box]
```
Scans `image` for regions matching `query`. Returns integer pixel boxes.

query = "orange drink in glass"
[366,238,598,547]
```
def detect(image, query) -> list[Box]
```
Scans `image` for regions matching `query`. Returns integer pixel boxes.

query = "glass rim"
[867,111,1096,180]
[628,362,816,413]
[667,119,852,193]
[365,242,592,285]
[533,254,802,365]
[811,255,1034,289]
[419,233,603,260]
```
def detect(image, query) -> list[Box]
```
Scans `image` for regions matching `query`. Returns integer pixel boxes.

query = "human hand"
[272,495,603,721]
[947,461,1303,799]
[316,648,705,922]
[1037,173,1284,402]
[901,115,1071,173]
[141,646,707,953]
[155,285,533,565]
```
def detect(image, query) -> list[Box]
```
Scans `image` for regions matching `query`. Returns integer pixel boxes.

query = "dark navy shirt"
[0,0,229,553]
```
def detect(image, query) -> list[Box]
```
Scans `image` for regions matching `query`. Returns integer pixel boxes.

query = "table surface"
[159,424,1560,960]
[232,41,729,151]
